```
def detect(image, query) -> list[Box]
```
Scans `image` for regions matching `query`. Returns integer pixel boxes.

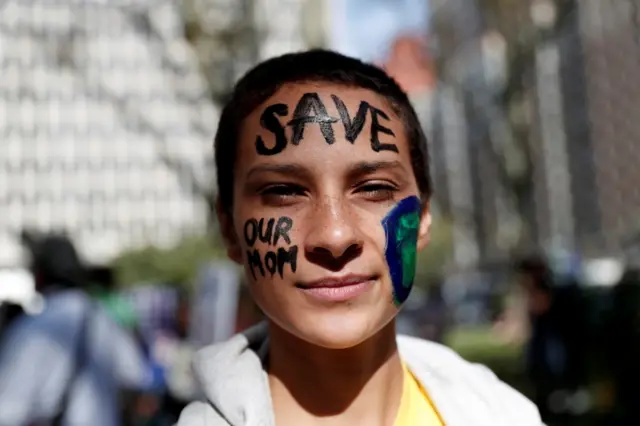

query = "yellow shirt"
[393,364,444,426]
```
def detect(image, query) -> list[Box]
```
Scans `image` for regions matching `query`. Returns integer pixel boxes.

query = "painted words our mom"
[244,216,298,280]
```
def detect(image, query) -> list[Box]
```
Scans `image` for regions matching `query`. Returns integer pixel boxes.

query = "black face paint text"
[255,92,399,156]
[244,216,298,280]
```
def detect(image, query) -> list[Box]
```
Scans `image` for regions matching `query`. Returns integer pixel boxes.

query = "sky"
[328,0,430,64]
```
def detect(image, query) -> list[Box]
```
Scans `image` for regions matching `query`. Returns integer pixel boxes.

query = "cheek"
[239,216,299,282]
[244,245,299,281]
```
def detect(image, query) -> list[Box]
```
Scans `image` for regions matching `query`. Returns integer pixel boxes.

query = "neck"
[267,321,403,426]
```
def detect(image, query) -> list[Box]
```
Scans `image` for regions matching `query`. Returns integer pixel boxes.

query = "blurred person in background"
[0,270,40,338]
[394,286,426,338]
[0,231,160,426]
[90,266,139,333]
[516,255,589,424]
[177,50,542,426]
[603,268,640,425]
[234,282,265,333]
[0,301,25,336]
[396,278,449,343]
[420,279,449,343]
[87,266,170,426]
[141,289,199,426]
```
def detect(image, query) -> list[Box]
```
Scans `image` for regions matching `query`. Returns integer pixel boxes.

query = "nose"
[304,196,363,271]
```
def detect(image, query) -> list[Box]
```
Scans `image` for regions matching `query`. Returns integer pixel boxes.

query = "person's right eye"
[259,184,306,206]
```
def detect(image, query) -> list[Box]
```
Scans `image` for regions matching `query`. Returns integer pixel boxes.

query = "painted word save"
[255,92,398,155]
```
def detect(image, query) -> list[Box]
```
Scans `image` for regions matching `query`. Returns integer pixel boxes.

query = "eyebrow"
[346,160,408,180]
[245,160,409,181]
[246,163,312,180]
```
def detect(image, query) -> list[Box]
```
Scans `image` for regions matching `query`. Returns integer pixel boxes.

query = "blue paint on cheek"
[381,196,422,306]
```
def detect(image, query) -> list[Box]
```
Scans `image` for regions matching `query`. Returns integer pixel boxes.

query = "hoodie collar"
[193,323,274,426]
[192,323,525,426]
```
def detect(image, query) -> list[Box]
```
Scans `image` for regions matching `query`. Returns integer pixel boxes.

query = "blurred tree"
[112,234,227,288]
[149,0,262,239]
[495,0,577,253]
[182,0,260,104]
[430,0,577,254]
[153,0,262,232]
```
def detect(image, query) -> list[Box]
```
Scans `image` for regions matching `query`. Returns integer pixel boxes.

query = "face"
[218,83,431,349]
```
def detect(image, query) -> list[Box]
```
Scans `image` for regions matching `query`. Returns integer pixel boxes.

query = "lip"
[296,274,376,302]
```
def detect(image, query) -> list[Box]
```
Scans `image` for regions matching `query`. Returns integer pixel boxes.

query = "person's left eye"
[355,182,398,202]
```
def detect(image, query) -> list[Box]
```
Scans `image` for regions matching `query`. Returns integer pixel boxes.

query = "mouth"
[296,274,377,302]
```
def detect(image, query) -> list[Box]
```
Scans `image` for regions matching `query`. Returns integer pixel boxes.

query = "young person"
[178,50,543,426]
[0,232,157,426]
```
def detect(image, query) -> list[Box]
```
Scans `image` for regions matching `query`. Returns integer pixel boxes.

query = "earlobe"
[216,199,243,264]
[416,205,431,251]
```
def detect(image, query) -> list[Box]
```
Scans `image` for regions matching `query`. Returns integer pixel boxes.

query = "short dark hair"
[21,230,86,289]
[514,255,553,293]
[214,49,432,214]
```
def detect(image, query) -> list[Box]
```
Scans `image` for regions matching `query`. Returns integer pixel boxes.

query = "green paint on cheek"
[398,213,420,289]
[382,196,421,306]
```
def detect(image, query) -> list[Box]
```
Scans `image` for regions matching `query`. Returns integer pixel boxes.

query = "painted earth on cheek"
[382,196,421,306]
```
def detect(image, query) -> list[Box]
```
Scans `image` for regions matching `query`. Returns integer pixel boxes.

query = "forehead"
[236,82,412,173]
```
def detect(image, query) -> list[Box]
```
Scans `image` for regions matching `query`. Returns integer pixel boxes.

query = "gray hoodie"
[178,323,543,426]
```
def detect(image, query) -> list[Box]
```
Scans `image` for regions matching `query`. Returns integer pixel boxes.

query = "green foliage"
[112,233,227,288]
[446,326,530,395]
[446,326,522,365]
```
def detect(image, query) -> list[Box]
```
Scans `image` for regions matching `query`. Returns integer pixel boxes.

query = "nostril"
[305,244,363,272]
[342,244,362,260]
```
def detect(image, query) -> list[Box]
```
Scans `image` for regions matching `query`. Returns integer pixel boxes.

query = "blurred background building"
[0,1,216,268]
[428,0,640,265]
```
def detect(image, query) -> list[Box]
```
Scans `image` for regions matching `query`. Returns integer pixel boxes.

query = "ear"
[216,198,243,264]
[416,202,431,252]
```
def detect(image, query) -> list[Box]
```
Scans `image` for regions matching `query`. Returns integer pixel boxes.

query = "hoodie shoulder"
[466,360,542,423]
[177,401,227,426]
[181,323,276,426]
[398,335,543,425]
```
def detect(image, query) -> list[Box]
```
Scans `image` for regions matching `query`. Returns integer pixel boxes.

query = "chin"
[287,307,394,350]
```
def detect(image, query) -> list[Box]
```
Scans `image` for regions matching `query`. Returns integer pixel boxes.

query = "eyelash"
[259,184,306,206]
[356,182,398,202]
[258,182,399,205]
